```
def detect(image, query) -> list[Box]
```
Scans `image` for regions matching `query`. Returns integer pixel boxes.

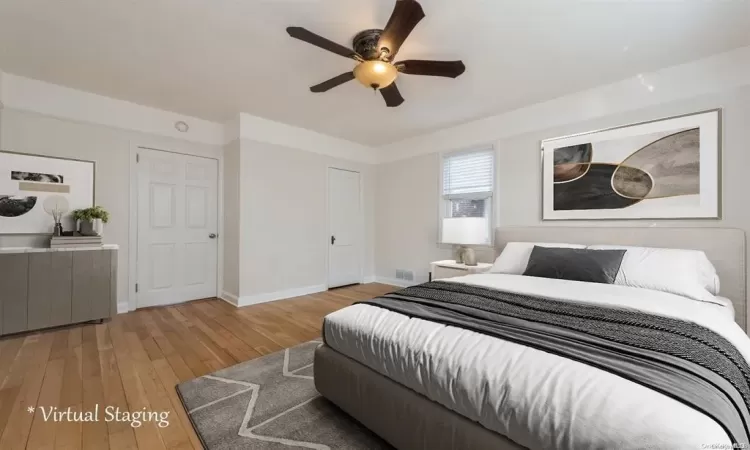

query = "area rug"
[176,340,392,449]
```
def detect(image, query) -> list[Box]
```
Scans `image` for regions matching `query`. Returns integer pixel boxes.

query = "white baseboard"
[374,277,417,288]
[220,291,240,306]
[116,302,130,314]
[235,284,327,307]
[362,275,376,284]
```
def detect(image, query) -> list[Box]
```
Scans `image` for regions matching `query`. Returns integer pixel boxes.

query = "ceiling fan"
[286,0,465,107]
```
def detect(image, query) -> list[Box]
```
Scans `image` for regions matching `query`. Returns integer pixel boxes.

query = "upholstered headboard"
[494,227,748,330]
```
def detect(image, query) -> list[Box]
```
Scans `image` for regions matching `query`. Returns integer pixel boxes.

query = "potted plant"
[72,206,110,236]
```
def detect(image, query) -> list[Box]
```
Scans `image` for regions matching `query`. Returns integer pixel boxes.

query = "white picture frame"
[0,150,95,234]
[541,109,720,220]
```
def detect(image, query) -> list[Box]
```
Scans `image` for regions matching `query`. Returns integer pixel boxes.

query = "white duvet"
[323,274,749,449]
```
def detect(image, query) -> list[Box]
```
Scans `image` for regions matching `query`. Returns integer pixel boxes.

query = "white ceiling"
[1,0,748,146]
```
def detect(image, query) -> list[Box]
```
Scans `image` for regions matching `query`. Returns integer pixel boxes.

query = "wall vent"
[395,269,414,281]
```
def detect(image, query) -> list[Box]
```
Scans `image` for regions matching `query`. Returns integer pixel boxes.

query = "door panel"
[328,168,362,288]
[72,250,111,322]
[0,254,29,334]
[137,149,219,308]
[28,252,72,329]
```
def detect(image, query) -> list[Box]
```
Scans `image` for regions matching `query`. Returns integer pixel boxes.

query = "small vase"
[53,223,63,237]
[79,219,99,236]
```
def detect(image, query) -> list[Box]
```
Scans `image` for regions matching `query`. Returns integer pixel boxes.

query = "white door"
[137,148,219,308]
[328,168,362,288]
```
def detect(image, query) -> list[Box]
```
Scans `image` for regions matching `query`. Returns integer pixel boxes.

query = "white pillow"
[586,245,720,301]
[490,242,586,275]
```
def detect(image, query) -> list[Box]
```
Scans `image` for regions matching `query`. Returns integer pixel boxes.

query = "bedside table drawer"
[432,266,469,280]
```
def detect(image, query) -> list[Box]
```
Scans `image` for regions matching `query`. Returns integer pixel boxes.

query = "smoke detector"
[175,121,189,133]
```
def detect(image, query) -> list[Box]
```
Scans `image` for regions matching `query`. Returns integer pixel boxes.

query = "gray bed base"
[314,345,524,450]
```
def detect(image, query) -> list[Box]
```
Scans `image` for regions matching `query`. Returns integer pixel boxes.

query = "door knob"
[209,233,218,239]
[331,235,336,245]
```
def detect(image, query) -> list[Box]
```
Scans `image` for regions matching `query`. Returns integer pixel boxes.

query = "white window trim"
[438,144,496,246]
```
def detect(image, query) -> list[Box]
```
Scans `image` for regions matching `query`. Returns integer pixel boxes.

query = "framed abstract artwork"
[541,109,720,220]
[0,150,95,234]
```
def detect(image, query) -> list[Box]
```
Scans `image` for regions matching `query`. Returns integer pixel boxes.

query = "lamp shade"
[441,217,489,245]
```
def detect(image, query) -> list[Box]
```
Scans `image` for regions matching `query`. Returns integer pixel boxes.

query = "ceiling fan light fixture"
[353,60,398,90]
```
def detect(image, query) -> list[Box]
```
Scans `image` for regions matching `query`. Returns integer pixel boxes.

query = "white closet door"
[328,168,362,288]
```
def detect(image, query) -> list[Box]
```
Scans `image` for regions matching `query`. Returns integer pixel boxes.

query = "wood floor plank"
[109,322,167,450]
[206,311,282,356]
[148,311,211,378]
[151,359,203,450]
[55,327,84,450]
[139,311,196,383]
[236,304,311,348]
[164,308,237,368]
[0,337,25,387]
[0,336,27,435]
[26,357,65,450]
[81,325,109,450]
[96,324,138,450]
[0,333,55,449]
[177,303,260,363]
[122,331,192,450]
[0,283,396,449]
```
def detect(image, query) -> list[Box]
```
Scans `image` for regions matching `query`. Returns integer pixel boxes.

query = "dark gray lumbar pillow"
[523,246,626,284]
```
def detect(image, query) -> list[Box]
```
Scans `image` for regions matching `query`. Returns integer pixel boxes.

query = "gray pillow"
[523,246,626,284]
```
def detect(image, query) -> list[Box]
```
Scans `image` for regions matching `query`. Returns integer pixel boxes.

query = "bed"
[314,226,748,449]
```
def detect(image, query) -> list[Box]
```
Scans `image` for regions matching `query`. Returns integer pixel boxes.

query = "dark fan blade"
[310,72,355,93]
[286,27,361,60]
[377,0,425,59]
[396,60,466,78]
[380,83,404,107]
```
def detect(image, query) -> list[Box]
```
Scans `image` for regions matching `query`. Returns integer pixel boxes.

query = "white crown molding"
[1,72,227,146]
[375,45,750,164]
[0,71,380,163]
[5,45,749,165]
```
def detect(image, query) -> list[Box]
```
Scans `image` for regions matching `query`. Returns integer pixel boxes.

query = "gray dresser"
[0,246,118,336]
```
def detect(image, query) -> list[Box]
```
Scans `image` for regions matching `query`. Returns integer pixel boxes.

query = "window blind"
[442,149,494,197]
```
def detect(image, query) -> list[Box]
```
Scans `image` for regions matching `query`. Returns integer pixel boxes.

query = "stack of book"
[50,234,103,248]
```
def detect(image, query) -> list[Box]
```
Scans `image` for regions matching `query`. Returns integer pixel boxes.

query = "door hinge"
[136,153,140,163]
[135,283,139,293]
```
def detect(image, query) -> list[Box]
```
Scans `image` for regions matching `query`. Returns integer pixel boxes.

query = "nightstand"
[429,260,493,281]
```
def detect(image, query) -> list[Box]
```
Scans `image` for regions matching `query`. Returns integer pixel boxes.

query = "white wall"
[238,113,376,164]
[0,72,379,312]
[4,46,750,311]
[235,138,375,304]
[377,45,750,163]
[222,139,241,301]
[375,85,750,294]
[1,72,225,145]
[0,108,223,311]
[0,71,4,145]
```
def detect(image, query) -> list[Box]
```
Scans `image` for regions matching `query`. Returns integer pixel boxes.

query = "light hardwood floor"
[0,282,397,450]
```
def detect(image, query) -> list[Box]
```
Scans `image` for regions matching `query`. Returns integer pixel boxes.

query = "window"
[441,148,494,244]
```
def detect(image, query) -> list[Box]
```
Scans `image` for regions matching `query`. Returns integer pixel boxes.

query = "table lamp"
[441,217,488,266]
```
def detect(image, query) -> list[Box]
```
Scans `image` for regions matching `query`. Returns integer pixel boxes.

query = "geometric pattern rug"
[176,340,392,449]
